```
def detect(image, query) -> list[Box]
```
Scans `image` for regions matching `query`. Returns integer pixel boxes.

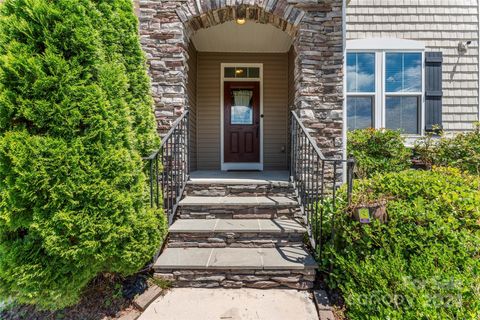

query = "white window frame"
[346,39,426,140]
[220,63,263,171]
[382,51,425,136]
[346,51,377,130]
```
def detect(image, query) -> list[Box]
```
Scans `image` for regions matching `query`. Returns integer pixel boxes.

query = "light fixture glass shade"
[236,18,246,25]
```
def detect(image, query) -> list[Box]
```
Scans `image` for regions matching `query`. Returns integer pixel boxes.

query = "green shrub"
[322,168,480,319]
[412,129,439,169]
[347,128,411,178]
[434,124,480,175]
[0,0,165,310]
[414,124,480,175]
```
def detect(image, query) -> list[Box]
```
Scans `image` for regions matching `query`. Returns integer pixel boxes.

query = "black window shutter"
[425,52,443,131]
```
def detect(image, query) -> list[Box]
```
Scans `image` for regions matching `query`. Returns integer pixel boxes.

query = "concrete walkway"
[138,288,318,320]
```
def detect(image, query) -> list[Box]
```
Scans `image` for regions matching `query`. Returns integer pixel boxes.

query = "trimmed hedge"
[323,168,480,319]
[347,128,411,178]
[0,0,165,310]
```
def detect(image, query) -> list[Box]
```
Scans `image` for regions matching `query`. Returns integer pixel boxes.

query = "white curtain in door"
[233,90,252,107]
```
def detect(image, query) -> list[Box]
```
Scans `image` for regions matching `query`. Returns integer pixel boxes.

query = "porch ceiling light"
[236,18,246,25]
[236,5,246,25]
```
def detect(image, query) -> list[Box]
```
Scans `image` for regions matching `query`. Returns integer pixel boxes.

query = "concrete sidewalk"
[138,288,318,320]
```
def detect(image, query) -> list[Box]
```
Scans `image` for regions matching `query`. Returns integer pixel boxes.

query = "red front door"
[224,82,260,163]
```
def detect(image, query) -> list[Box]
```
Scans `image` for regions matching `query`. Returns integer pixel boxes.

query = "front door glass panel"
[231,89,253,125]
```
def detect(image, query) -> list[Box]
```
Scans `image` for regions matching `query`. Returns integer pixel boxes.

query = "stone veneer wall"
[137,0,344,158]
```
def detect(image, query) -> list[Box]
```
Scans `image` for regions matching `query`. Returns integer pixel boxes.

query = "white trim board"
[342,0,347,182]
[346,38,426,51]
[220,63,264,171]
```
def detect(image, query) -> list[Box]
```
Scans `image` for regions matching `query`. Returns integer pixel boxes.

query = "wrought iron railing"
[290,111,354,260]
[144,111,189,225]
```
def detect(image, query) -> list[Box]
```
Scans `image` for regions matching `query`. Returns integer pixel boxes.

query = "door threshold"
[221,162,263,171]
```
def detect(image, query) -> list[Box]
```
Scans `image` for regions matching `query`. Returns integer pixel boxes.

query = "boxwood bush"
[322,168,480,319]
[0,0,165,310]
[347,128,411,178]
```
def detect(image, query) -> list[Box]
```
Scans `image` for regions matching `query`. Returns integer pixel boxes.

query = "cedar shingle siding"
[347,0,479,132]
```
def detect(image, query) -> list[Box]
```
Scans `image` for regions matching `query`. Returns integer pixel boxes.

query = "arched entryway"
[137,0,344,171]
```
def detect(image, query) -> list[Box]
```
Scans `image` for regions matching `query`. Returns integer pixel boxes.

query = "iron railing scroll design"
[144,111,190,226]
[290,111,355,260]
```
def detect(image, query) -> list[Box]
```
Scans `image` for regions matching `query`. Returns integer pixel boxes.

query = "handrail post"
[347,158,355,206]
[186,112,190,176]
[289,114,293,179]
[155,153,160,208]
[149,159,154,208]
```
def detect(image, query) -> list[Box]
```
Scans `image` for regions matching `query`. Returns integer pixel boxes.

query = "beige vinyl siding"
[347,0,479,132]
[187,41,198,171]
[196,52,289,170]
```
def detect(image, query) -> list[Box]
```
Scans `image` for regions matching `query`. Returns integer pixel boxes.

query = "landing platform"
[189,170,290,185]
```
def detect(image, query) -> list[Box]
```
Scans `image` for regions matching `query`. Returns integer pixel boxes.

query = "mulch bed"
[0,273,152,320]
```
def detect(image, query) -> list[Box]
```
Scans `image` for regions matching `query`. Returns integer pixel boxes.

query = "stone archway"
[138,0,344,158]
[177,4,304,38]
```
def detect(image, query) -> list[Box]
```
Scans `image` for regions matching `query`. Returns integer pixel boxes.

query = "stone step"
[180,196,298,206]
[154,247,317,289]
[186,170,294,197]
[178,196,301,219]
[188,171,291,185]
[185,181,294,197]
[168,219,306,248]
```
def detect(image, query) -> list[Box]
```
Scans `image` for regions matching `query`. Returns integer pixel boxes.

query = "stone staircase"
[153,171,317,289]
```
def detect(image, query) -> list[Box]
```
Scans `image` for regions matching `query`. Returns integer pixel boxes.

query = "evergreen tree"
[0,0,164,309]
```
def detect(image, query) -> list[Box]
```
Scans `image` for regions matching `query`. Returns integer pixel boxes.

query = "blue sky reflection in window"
[386,53,422,92]
[347,52,375,93]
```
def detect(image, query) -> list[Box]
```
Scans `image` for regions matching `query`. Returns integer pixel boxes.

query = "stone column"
[138,0,189,134]
[292,1,344,159]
